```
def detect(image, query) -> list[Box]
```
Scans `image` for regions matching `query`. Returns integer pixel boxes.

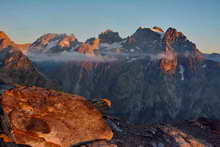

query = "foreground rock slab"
[0,86,113,147]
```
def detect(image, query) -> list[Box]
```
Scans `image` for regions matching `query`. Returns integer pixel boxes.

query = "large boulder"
[0,86,113,147]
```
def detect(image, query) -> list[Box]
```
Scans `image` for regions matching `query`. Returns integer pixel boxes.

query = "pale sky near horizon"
[0,0,219,53]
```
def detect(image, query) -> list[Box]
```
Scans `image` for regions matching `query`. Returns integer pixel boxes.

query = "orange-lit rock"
[0,86,113,147]
[0,31,30,54]
[58,35,76,48]
[0,134,13,143]
[161,127,208,147]
[0,31,15,49]
[160,46,177,72]
[90,98,112,113]
[75,38,100,56]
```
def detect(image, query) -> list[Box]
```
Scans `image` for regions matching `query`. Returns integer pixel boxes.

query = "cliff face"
[107,116,220,147]
[0,31,30,54]
[0,31,58,90]
[0,85,113,147]
[75,38,100,56]
[37,56,220,124]
[160,46,177,72]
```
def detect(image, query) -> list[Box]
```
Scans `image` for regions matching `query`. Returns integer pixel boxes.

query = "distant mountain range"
[0,27,220,124]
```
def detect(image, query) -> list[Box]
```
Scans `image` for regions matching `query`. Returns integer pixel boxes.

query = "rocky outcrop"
[30,33,79,54]
[0,48,58,89]
[0,31,30,54]
[75,38,100,56]
[98,30,122,44]
[0,31,15,49]
[0,86,113,147]
[0,31,59,90]
[106,116,220,147]
[123,27,164,53]
[160,45,177,73]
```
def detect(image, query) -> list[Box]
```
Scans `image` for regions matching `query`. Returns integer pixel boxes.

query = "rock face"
[0,86,113,147]
[106,116,220,147]
[75,38,100,56]
[30,33,79,54]
[0,31,30,54]
[160,46,177,73]
[123,27,163,53]
[0,31,58,90]
[98,30,122,44]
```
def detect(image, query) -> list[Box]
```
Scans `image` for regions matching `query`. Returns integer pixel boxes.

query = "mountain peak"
[99,30,122,44]
[135,26,165,37]
[30,33,79,53]
[0,31,10,40]
[163,27,198,53]
[164,27,184,39]
[104,29,113,33]
[151,26,164,32]
[0,31,15,49]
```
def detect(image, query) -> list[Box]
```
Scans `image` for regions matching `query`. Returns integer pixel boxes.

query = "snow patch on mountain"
[59,40,70,48]
[70,44,80,51]
[45,40,59,51]
[179,65,185,80]
[130,49,135,52]
[150,28,165,39]
[127,57,137,63]
[100,42,122,50]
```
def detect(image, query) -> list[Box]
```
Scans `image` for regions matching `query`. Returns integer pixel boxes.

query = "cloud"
[27,51,117,62]
[27,49,198,63]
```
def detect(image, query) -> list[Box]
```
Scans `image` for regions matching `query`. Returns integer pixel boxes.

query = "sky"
[0,0,219,53]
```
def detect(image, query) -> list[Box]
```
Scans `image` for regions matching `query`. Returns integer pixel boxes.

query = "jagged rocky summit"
[0,31,59,90]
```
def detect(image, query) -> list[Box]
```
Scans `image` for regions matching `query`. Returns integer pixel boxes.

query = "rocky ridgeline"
[0,31,59,90]
[0,31,30,54]
[30,33,79,54]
